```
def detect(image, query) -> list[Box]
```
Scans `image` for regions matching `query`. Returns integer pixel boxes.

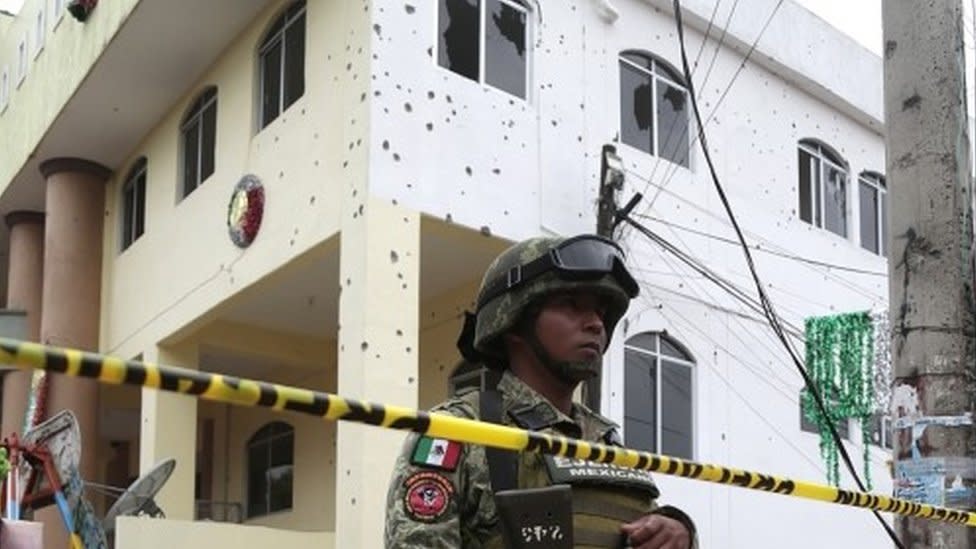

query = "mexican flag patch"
[411,436,462,471]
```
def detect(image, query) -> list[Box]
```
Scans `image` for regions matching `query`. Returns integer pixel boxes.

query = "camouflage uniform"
[385,235,696,547]
[385,370,675,548]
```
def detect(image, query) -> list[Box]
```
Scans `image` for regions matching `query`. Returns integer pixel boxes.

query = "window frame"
[798,139,849,238]
[1,67,9,113]
[16,35,28,87]
[618,50,690,168]
[245,421,295,519]
[623,332,696,459]
[857,171,887,256]
[436,0,532,101]
[257,0,306,131]
[180,86,218,199]
[120,157,147,252]
[52,0,66,29]
[34,8,45,57]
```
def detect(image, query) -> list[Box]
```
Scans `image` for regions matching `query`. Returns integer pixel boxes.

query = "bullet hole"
[405,4,416,13]
[446,94,453,103]
[404,102,413,112]
[426,122,434,131]
[361,341,369,350]
[551,120,558,127]
[361,92,366,102]
[382,140,390,150]
[358,204,364,215]
[396,329,403,336]
[407,376,415,384]
[427,90,435,99]
[492,168,500,175]
[310,195,316,204]
[480,226,492,236]
[352,498,357,505]
[374,90,382,97]
[391,250,400,263]
[290,239,295,246]
[314,160,319,166]
[393,153,401,161]
[427,46,433,57]
[406,347,412,353]
[346,278,352,285]
[342,161,349,168]
[503,210,509,216]
[465,166,473,176]
[445,213,454,222]
[397,272,404,279]
[357,138,362,146]
[346,62,352,71]
[402,283,408,289]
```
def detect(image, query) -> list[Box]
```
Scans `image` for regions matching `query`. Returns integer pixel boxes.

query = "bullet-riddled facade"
[0,0,894,547]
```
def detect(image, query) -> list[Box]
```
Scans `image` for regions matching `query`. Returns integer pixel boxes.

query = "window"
[866,412,893,449]
[120,158,147,251]
[799,401,850,439]
[623,332,694,459]
[34,9,45,56]
[438,0,530,99]
[52,0,66,28]
[246,421,294,518]
[1,68,9,112]
[258,1,305,129]
[619,51,689,167]
[16,35,28,87]
[858,171,887,256]
[798,139,848,237]
[181,87,217,197]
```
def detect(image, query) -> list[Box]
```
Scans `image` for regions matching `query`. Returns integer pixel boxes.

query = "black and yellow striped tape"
[0,337,970,526]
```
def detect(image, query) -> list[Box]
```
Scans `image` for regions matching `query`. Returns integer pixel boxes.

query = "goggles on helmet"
[476,235,639,311]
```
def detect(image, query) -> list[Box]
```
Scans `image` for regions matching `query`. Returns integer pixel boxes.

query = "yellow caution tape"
[0,337,970,526]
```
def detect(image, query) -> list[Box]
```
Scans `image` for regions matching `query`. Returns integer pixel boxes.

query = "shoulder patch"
[403,471,455,522]
[411,436,463,471]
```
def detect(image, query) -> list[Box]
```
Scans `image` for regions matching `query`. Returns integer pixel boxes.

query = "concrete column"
[335,198,420,547]
[139,345,197,520]
[1,212,44,439]
[37,157,110,480]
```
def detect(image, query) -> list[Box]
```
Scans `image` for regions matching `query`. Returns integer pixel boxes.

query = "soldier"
[385,234,696,548]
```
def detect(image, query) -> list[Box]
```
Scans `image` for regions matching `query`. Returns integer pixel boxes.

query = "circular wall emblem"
[227,175,264,248]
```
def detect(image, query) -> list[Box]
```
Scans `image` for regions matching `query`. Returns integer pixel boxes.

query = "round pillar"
[0,211,45,439]
[38,157,110,480]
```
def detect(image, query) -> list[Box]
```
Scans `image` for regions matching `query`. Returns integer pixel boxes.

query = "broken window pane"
[656,80,688,167]
[620,60,654,154]
[798,147,813,223]
[439,0,479,82]
[859,179,879,253]
[283,9,306,110]
[485,0,527,98]
[823,163,847,237]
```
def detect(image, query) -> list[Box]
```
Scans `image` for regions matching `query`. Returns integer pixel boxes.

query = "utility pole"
[586,144,625,412]
[883,2,976,547]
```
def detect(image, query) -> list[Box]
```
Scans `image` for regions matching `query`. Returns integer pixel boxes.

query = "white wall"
[370,0,892,547]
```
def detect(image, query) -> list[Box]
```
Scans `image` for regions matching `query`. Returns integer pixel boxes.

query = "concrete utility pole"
[883,1,976,547]
[586,144,625,412]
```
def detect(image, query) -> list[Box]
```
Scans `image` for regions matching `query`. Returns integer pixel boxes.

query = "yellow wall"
[116,517,334,549]
[0,0,138,187]
[100,0,351,360]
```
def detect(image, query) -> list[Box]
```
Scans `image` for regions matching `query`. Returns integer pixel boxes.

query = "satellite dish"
[102,458,176,535]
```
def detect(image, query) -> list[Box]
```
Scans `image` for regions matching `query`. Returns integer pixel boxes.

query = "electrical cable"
[651,2,904,545]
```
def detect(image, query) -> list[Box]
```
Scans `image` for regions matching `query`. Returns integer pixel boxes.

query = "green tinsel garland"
[0,446,9,479]
[801,311,875,488]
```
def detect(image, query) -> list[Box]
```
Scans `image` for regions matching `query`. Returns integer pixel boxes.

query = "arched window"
[437,0,531,99]
[798,139,849,237]
[623,332,694,458]
[258,1,306,129]
[246,421,294,518]
[858,171,887,256]
[120,157,147,251]
[619,51,689,167]
[181,87,217,198]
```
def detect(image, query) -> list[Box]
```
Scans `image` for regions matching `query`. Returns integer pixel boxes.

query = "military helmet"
[472,234,639,359]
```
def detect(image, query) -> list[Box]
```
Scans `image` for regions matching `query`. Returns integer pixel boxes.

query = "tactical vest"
[478,389,659,548]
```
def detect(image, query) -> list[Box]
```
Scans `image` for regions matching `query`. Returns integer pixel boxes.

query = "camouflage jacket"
[384,370,695,548]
